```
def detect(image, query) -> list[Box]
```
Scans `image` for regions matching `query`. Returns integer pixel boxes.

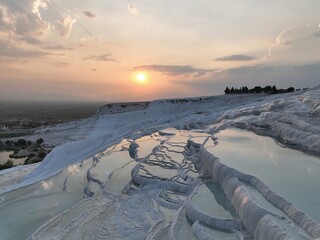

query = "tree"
[263,86,272,93]
[242,86,249,94]
[224,87,230,94]
[0,160,14,170]
[38,150,46,158]
[253,86,262,93]
[15,139,27,146]
[272,85,277,93]
[287,87,295,92]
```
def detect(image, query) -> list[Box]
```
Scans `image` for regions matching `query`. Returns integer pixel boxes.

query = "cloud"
[215,54,256,61]
[0,39,49,58]
[294,63,320,72]
[262,25,320,65]
[32,0,49,21]
[275,27,294,46]
[14,13,48,40]
[19,36,43,45]
[56,14,76,37]
[172,62,320,96]
[83,11,96,18]
[0,0,50,45]
[44,45,73,50]
[53,62,71,68]
[133,64,214,77]
[128,3,139,16]
[0,5,14,31]
[84,53,118,62]
[0,0,78,62]
[266,27,294,57]
[312,32,320,38]
[225,65,275,76]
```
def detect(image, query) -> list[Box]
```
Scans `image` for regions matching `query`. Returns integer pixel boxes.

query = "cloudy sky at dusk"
[0,0,320,102]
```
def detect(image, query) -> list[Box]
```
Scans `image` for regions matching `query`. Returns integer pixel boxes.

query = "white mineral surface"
[0,87,319,239]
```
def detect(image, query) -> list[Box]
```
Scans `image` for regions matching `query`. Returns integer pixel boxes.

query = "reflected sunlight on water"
[210,128,320,221]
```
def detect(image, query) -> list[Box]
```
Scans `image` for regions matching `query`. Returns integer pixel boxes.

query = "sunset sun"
[136,73,147,84]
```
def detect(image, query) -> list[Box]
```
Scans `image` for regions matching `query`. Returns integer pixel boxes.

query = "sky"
[0,0,320,102]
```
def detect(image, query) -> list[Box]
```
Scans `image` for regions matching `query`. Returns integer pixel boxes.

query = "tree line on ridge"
[224,85,302,95]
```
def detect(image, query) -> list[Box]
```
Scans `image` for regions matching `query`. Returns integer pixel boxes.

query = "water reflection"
[209,128,320,221]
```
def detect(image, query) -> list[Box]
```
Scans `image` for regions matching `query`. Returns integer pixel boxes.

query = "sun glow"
[136,73,147,84]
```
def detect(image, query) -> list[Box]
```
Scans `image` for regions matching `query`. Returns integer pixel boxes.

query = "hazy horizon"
[1,0,320,102]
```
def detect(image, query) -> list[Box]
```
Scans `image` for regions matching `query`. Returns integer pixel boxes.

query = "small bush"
[0,160,14,170]
[38,151,46,158]
[16,139,27,146]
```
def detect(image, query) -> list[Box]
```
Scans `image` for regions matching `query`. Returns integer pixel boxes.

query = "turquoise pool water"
[207,128,320,221]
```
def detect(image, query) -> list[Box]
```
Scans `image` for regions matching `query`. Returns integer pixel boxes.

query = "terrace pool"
[207,128,320,222]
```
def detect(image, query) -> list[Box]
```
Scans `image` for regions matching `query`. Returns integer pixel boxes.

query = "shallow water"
[0,131,203,240]
[0,151,12,165]
[209,128,320,221]
[1,128,319,239]
[0,151,25,166]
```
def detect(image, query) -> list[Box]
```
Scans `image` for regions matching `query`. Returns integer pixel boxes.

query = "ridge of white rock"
[214,88,320,153]
[199,146,320,239]
[185,201,241,232]
[191,221,217,240]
